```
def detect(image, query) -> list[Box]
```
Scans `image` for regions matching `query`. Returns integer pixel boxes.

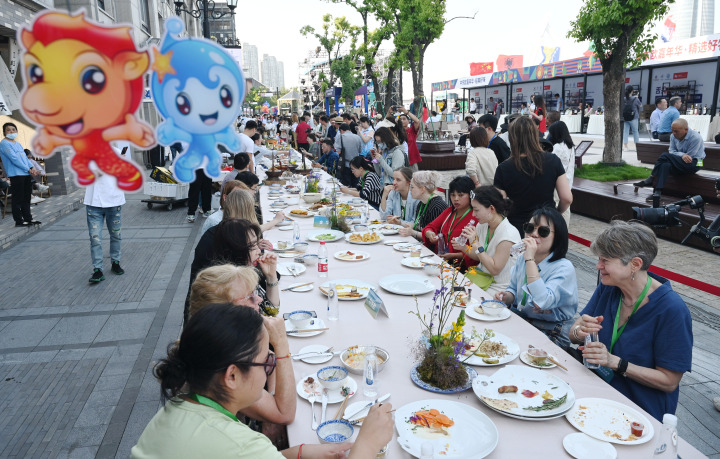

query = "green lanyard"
[445,208,471,241]
[484,219,502,251]
[189,393,238,422]
[413,198,430,230]
[359,171,367,190]
[610,276,652,353]
[520,266,540,306]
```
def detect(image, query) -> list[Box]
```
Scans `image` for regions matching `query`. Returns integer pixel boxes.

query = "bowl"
[271,201,287,207]
[303,192,324,203]
[266,170,283,179]
[422,263,441,277]
[303,254,319,267]
[527,347,548,365]
[296,167,313,176]
[353,224,368,232]
[316,366,349,390]
[288,310,314,329]
[316,420,354,444]
[481,300,506,317]
[293,242,309,253]
[340,345,390,375]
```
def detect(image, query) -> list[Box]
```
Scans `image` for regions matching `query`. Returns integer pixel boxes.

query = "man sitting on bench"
[634,118,705,202]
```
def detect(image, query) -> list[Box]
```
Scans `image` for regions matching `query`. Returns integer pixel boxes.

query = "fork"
[288,265,299,277]
[308,393,319,430]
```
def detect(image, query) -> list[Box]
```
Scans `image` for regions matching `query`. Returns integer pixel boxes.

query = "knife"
[344,393,391,420]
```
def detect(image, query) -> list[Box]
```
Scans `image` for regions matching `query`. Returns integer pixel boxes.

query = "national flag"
[496,55,523,72]
[469,62,494,76]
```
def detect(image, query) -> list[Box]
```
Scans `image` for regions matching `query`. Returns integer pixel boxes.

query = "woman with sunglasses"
[422,176,478,268]
[569,221,692,422]
[398,170,448,240]
[494,207,578,348]
[187,219,279,324]
[452,186,520,294]
[493,116,572,237]
[133,304,394,458]
[189,265,298,431]
[339,156,383,210]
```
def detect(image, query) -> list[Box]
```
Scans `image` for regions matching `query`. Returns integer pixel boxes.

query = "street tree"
[569,0,673,164]
[300,14,360,92]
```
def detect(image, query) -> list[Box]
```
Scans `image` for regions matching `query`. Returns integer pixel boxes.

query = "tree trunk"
[415,50,425,98]
[601,60,625,165]
[383,65,396,113]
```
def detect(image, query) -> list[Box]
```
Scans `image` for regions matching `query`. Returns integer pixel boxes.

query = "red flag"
[496,55,523,72]
[469,62,494,76]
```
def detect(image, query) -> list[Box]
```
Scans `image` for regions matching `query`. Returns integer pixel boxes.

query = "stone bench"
[636,141,720,172]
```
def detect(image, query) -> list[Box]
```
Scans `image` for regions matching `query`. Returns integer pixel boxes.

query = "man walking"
[634,119,705,204]
[85,172,125,283]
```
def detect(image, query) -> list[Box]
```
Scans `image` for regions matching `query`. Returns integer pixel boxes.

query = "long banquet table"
[560,114,582,133]
[259,174,703,458]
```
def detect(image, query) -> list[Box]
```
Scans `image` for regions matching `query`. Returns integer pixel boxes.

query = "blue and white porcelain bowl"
[317,366,349,390]
[317,420,354,444]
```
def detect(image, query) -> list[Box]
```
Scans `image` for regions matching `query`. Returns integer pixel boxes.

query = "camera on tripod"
[632,177,720,249]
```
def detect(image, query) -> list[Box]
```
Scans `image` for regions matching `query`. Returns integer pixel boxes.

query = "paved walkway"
[0,168,719,458]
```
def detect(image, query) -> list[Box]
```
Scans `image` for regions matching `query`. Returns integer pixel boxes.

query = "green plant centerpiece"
[410,261,478,390]
[305,173,320,193]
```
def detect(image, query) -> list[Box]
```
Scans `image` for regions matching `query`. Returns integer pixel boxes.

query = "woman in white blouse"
[547,121,575,227]
[465,127,498,187]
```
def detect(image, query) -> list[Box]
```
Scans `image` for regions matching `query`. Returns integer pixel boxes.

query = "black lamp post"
[174,0,238,39]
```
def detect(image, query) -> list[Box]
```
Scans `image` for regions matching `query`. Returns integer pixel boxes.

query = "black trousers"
[657,132,671,142]
[652,153,699,190]
[10,175,33,223]
[187,170,212,214]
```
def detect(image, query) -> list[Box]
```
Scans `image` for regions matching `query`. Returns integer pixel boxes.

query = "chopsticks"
[335,394,350,420]
[287,327,329,334]
[281,282,313,292]
[548,356,568,371]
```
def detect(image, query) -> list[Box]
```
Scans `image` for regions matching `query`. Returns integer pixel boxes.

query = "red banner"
[496,54,523,72]
[470,62,494,76]
[673,72,688,79]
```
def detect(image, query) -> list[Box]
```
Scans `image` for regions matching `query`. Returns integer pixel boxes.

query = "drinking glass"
[583,332,600,369]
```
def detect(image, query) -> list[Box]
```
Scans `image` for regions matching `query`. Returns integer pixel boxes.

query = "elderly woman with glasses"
[494,207,578,348]
[570,221,692,422]
[133,305,394,458]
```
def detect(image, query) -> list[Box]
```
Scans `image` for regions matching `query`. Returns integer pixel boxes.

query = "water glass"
[327,282,339,321]
[510,242,526,258]
[584,332,600,369]
[363,346,378,398]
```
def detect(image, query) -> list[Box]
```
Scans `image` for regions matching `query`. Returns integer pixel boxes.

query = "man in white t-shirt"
[84,172,126,283]
[238,120,257,171]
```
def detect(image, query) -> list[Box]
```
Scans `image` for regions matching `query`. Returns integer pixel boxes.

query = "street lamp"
[174,0,238,39]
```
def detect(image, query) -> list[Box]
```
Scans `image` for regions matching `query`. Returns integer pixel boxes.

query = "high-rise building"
[668,0,715,40]
[242,43,260,81]
[261,54,285,91]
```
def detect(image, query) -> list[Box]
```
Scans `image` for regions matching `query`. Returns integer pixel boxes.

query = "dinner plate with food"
[345,231,383,244]
[452,292,480,308]
[394,399,498,459]
[273,241,296,252]
[289,209,316,218]
[400,258,424,269]
[459,330,520,367]
[318,280,374,301]
[393,242,419,252]
[519,348,558,369]
[565,398,654,445]
[472,365,575,420]
[334,250,371,261]
[307,229,345,242]
[368,223,403,235]
[296,373,357,404]
[465,301,512,321]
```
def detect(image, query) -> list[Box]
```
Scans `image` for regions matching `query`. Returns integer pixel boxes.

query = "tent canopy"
[278,90,303,101]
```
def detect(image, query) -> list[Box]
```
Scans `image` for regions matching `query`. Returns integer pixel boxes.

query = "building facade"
[242,43,260,81]
[261,53,285,91]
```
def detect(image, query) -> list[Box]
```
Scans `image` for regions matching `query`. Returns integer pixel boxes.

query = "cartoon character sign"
[19,11,154,191]
[151,17,245,183]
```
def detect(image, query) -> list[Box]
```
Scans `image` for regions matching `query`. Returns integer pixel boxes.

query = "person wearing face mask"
[0,122,41,227]
[380,167,418,224]
[371,127,405,186]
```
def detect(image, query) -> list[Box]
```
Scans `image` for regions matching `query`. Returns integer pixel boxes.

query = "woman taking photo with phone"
[371,127,406,186]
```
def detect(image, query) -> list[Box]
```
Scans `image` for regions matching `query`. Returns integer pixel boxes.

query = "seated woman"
[571,221,692,422]
[494,207,578,348]
[458,115,477,147]
[187,219,279,323]
[371,127,406,186]
[189,265,296,428]
[132,304,393,458]
[380,167,418,225]
[202,180,249,234]
[422,176,477,269]
[451,186,520,295]
[398,170,448,240]
[465,127,498,187]
[339,156,383,210]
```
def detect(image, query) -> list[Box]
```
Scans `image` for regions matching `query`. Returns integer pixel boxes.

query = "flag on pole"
[469,62,493,76]
[496,55,523,72]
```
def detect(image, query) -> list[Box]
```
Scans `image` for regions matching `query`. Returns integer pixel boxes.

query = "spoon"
[308,393,319,430]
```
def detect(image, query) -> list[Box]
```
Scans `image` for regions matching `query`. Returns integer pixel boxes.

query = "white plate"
[277,263,306,276]
[307,229,345,242]
[288,210,316,218]
[296,373,358,403]
[394,399,498,459]
[344,232,384,245]
[472,365,575,419]
[297,344,333,364]
[465,304,512,322]
[379,274,435,295]
[460,331,520,366]
[277,220,293,227]
[286,282,314,292]
[319,280,374,301]
[334,250,371,261]
[565,398,654,445]
[279,226,294,231]
[277,252,299,258]
[343,400,374,424]
[400,258,424,269]
[563,433,617,459]
[452,297,480,308]
[519,351,558,369]
[393,242,419,252]
[285,318,326,337]
[368,223,402,235]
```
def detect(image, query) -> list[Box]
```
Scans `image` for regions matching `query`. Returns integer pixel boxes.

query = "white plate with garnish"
[334,250,371,261]
[296,373,357,403]
[368,223,403,235]
[307,229,345,242]
[393,242,419,252]
[318,280,374,301]
[519,351,558,369]
[459,331,520,367]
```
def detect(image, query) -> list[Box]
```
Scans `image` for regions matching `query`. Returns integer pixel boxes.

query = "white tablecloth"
[708,114,720,142]
[586,115,604,135]
[260,176,703,458]
[560,114,582,133]
[679,114,711,141]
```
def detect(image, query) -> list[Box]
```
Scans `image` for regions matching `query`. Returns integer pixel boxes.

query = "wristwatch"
[615,358,629,377]
[474,246,485,255]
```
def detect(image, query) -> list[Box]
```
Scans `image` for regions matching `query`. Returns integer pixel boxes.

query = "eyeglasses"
[247,239,261,251]
[523,223,553,238]
[231,353,277,376]
[235,287,262,306]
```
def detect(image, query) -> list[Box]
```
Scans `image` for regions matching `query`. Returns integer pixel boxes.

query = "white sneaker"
[187,214,196,223]
[30,196,44,204]
[37,184,49,192]
[201,211,213,218]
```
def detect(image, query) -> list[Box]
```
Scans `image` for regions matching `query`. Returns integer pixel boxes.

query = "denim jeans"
[87,205,122,269]
[623,118,639,145]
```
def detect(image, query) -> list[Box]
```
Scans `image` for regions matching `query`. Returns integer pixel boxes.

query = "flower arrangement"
[410,261,473,390]
[305,173,321,193]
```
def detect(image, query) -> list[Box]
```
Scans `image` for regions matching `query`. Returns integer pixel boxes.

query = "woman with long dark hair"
[493,116,572,236]
[547,121,576,226]
[339,156,383,209]
[529,94,547,135]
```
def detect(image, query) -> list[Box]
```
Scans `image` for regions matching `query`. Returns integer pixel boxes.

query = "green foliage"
[301,14,361,90]
[416,348,468,390]
[246,86,277,107]
[568,0,673,69]
[574,163,651,182]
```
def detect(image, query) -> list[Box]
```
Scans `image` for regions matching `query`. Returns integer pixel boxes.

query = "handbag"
[465,269,494,290]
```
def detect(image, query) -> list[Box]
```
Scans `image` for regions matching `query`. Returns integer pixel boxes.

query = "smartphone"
[120,146,128,156]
